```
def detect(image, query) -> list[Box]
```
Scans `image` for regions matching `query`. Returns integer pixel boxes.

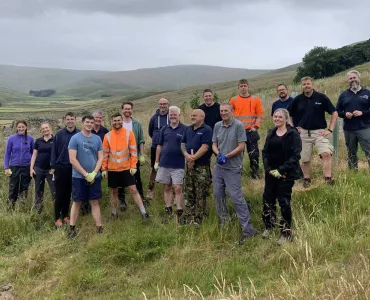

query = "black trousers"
[245,130,260,177]
[262,174,294,236]
[54,165,72,221]
[8,166,32,206]
[34,166,56,212]
[118,162,144,202]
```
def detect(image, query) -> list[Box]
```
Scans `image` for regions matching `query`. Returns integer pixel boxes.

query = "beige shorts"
[300,129,334,162]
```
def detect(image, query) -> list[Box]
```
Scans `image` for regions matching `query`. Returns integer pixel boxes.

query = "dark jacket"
[262,125,302,180]
[148,109,169,148]
[50,127,80,168]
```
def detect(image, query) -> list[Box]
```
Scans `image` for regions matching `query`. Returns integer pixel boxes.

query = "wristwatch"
[328,129,333,133]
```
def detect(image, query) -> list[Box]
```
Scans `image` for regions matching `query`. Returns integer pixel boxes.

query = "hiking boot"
[146,189,154,200]
[303,178,311,188]
[238,231,258,245]
[96,226,104,234]
[55,219,63,229]
[325,177,335,185]
[63,217,70,225]
[119,200,127,212]
[262,229,272,239]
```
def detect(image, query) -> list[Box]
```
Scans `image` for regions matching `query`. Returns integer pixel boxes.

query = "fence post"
[333,119,339,161]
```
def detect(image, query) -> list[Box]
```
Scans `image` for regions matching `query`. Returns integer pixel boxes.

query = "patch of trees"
[101,94,112,98]
[29,89,56,97]
[294,39,370,82]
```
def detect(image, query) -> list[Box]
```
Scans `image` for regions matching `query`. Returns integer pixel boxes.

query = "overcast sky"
[0,0,369,71]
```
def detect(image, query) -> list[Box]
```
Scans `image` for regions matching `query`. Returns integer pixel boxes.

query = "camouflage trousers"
[183,165,211,223]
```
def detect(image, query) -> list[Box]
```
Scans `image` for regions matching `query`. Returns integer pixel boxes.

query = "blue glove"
[216,153,227,165]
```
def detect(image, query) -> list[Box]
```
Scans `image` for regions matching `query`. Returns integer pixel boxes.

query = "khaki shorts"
[300,129,334,162]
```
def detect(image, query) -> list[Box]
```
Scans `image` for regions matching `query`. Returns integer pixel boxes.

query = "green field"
[0,63,370,299]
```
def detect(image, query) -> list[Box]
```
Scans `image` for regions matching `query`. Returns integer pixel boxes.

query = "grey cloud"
[3,0,369,18]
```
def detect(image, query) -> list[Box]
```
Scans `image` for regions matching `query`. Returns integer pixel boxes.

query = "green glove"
[85,171,97,183]
[271,170,282,178]
[102,170,107,179]
[139,155,145,164]
[130,168,137,175]
[154,162,159,171]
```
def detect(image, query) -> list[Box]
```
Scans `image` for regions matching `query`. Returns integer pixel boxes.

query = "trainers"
[262,229,272,239]
[303,178,311,188]
[68,229,77,239]
[63,217,70,225]
[55,219,63,228]
[146,190,154,200]
[96,226,104,234]
[142,213,150,222]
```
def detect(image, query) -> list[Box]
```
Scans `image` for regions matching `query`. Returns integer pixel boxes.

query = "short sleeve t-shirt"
[212,118,247,169]
[181,123,213,165]
[34,136,54,169]
[288,91,335,130]
[68,132,103,178]
[158,123,186,169]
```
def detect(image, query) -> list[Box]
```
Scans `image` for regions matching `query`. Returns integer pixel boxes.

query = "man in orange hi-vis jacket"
[102,113,149,221]
[230,79,263,179]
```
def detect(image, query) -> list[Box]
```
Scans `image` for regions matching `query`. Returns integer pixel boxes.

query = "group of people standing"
[3,69,370,243]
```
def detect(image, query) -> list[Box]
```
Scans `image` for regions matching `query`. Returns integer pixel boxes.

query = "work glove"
[216,153,227,165]
[130,168,137,175]
[85,171,97,183]
[102,170,107,179]
[154,162,159,171]
[5,169,12,176]
[139,155,145,164]
[270,170,282,178]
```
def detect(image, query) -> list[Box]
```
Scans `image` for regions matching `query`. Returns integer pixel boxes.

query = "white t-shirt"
[123,120,133,132]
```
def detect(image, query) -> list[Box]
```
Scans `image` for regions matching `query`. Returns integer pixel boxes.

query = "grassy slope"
[0,63,370,299]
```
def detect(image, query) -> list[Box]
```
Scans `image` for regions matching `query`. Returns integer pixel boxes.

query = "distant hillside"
[0,65,108,93]
[58,65,271,97]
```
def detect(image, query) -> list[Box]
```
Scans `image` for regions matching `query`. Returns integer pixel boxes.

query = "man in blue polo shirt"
[336,70,370,170]
[154,106,186,222]
[181,109,212,225]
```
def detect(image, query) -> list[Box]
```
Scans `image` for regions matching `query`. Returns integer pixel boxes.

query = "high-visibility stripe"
[129,145,136,150]
[103,149,110,153]
[235,116,258,119]
[131,152,137,156]
[109,157,129,163]
[111,149,129,155]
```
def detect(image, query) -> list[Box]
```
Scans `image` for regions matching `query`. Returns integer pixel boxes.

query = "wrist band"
[328,129,333,133]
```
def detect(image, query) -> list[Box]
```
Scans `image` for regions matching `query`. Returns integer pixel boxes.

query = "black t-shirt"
[34,136,54,169]
[199,102,222,130]
[267,132,285,169]
[288,91,335,130]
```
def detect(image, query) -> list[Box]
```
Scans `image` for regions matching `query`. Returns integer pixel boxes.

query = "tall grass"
[0,65,370,299]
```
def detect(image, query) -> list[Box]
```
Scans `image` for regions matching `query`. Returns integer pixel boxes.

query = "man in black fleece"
[336,70,370,170]
[147,98,169,199]
[50,112,80,228]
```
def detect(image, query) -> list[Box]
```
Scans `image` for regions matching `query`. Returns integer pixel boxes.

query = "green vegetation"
[189,90,201,109]
[295,39,370,82]
[0,62,370,299]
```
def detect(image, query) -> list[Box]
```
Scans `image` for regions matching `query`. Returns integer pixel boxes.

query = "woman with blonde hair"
[261,109,302,244]
[4,120,34,208]
[30,122,56,213]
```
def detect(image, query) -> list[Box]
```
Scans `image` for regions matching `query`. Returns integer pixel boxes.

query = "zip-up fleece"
[4,133,34,169]
[50,127,80,168]
[148,109,169,147]
[102,127,137,171]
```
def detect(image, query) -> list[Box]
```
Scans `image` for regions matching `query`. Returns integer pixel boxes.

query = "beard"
[123,112,132,118]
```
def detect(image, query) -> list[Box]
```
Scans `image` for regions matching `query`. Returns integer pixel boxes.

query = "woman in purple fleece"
[3,120,34,208]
